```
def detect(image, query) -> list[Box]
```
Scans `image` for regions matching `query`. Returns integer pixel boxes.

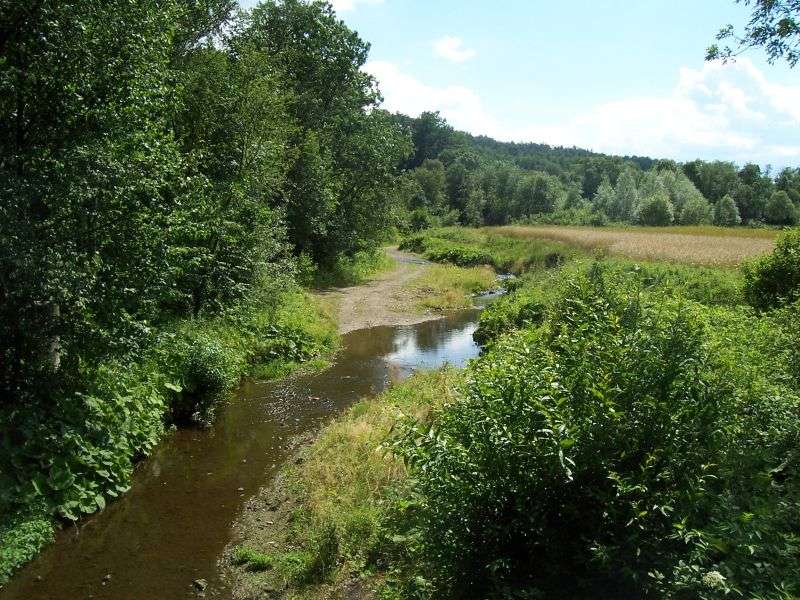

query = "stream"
[1,303,492,600]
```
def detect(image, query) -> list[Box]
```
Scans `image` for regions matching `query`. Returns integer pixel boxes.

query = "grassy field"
[614,225,779,239]
[491,225,776,267]
[400,228,579,274]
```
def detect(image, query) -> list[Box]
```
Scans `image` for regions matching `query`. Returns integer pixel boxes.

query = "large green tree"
[714,194,743,226]
[238,0,410,262]
[764,190,799,225]
[0,0,184,395]
[611,168,639,222]
[401,111,457,170]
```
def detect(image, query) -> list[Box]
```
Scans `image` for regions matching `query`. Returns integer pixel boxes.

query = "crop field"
[491,225,778,267]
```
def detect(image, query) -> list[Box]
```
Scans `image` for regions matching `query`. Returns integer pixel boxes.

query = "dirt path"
[316,247,436,334]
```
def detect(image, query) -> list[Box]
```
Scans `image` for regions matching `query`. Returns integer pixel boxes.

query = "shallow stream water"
[1,306,489,600]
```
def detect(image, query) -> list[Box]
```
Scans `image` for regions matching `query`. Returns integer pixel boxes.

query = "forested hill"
[390,110,800,230]
[462,132,657,173]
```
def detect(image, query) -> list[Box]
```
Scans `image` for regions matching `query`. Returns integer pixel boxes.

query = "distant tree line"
[392,112,800,230]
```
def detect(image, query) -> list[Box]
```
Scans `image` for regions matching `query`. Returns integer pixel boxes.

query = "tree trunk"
[47,302,60,372]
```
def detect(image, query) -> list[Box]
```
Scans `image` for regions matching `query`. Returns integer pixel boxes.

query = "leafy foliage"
[708,0,800,67]
[391,112,795,231]
[764,190,799,225]
[679,194,714,225]
[392,266,800,598]
[743,228,800,309]
[0,504,54,584]
[476,259,744,346]
[637,188,675,225]
[0,0,396,580]
[714,194,742,226]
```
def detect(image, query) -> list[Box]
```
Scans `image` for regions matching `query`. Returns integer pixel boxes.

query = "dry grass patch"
[492,225,776,267]
[622,225,779,240]
[409,264,497,312]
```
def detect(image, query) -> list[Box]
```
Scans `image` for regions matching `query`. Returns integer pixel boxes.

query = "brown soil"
[316,248,436,334]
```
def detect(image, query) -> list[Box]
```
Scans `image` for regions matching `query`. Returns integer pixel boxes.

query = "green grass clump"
[233,546,273,572]
[230,370,460,596]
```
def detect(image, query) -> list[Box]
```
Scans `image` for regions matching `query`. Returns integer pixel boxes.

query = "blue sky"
[241,1,800,167]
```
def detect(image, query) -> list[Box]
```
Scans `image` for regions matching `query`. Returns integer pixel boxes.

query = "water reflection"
[1,310,484,600]
[387,317,479,371]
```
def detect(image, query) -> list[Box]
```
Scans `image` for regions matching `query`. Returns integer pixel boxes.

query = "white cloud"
[366,57,800,165]
[770,145,800,158]
[329,0,383,12]
[366,60,499,133]
[520,58,800,162]
[432,36,477,63]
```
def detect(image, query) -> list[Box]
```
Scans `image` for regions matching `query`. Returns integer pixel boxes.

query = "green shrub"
[637,191,675,225]
[474,272,556,345]
[314,248,393,287]
[168,334,239,424]
[714,194,742,226]
[475,260,742,347]
[409,208,440,231]
[679,195,713,225]
[393,268,800,598]
[398,234,427,254]
[742,228,800,310]
[424,244,493,267]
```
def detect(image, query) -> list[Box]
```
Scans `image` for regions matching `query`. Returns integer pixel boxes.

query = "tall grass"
[475,258,744,347]
[227,370,460,594]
